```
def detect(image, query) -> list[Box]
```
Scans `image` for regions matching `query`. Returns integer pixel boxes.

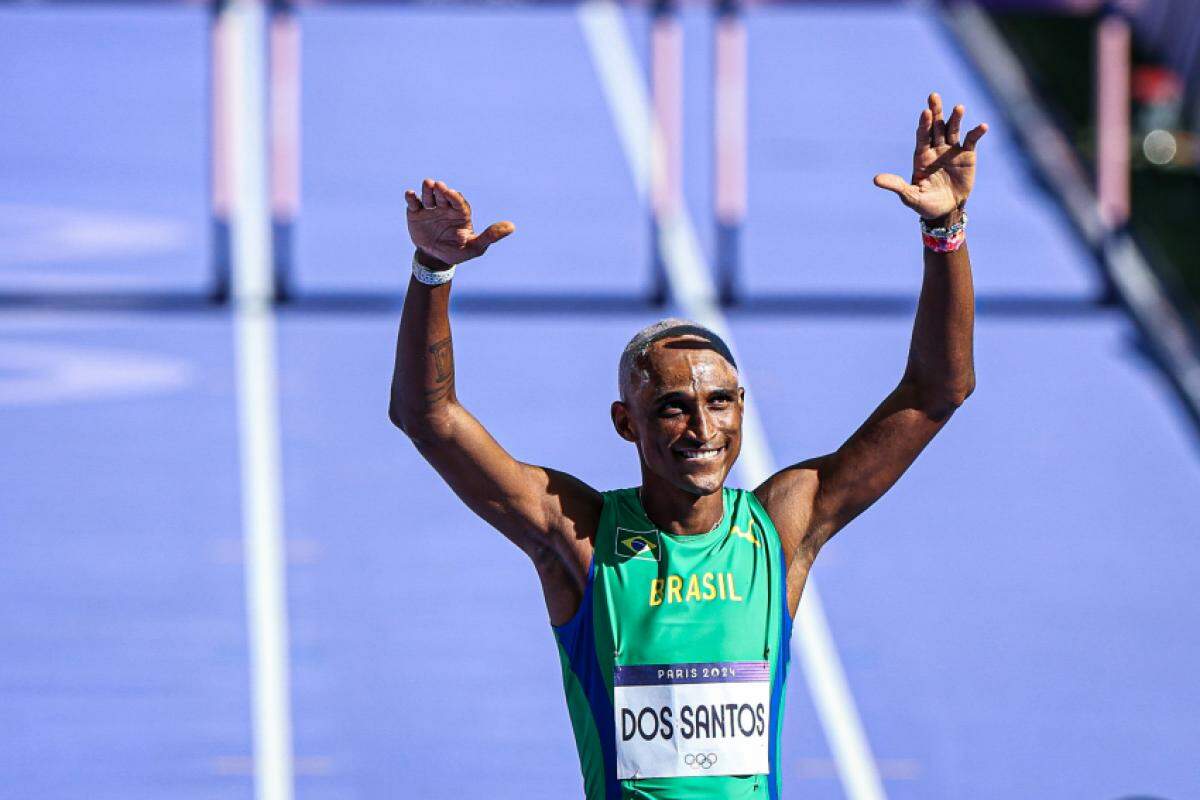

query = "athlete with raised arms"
[390,93,986,798]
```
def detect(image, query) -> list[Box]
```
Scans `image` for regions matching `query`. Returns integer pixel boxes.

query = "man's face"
[611,336,744,496]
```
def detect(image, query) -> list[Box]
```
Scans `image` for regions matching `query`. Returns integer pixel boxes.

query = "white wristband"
[412,252,455,286]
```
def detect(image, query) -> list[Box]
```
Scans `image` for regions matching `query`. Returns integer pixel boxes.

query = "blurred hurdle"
[649,0,747,307]
[211,0,298,304]
[268,0,300,302]
[0,0,745,308]
[714,0,746,305]
[211,0,748,307]
[650,0,681,306]
[210,0,232,302]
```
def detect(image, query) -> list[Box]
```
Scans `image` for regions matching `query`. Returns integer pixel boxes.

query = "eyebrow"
[652,387,738,405]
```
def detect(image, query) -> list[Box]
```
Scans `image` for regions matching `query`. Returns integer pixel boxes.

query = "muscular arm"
[757,94,988,583]
[388,180,600,622]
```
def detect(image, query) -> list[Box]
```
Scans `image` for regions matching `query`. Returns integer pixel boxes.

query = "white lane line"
[578,3,887,798]
[579,2,654,201]
[224,2,296,799]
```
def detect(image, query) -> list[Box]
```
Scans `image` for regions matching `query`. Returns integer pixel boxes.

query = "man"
[390,93,986,799]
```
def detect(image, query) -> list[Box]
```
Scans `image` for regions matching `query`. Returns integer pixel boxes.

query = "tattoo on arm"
[425,336,455,403]
[430,336,453,381]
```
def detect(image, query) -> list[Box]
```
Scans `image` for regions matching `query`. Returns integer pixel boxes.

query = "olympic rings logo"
[683,752,719,770]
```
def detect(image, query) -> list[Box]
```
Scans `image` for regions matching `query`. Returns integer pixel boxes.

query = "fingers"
[929,92,946,147]
[472,221,516,251]
[404,190,422,213]
[431,182,450,209]
[946,104,964,146]
[416,179,471,213]
[916,108,932,152]
[437,181,469,213]
[963,122,989,151]
[873,173,913,200]
[923,94,981,151]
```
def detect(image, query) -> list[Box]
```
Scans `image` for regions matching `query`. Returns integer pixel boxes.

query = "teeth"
[679,448,722,460]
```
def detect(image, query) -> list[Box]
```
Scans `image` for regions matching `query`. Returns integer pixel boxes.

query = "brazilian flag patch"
[615,528,661,562]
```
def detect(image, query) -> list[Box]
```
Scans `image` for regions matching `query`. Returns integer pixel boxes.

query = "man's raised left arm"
[755,92,988,575]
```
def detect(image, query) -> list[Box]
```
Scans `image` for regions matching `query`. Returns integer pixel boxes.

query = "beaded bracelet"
[920,212,968,253]
[412,251,456,286]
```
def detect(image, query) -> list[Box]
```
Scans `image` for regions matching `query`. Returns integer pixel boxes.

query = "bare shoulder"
[523,466,604,626]
[753,457,826,567]
[530,465,604,563]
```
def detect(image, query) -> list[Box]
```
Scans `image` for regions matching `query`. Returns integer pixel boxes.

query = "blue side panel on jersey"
[553,561,620,800]
[768,545,793,800]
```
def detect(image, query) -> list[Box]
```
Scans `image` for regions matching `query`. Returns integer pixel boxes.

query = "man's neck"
[638,475,725,536]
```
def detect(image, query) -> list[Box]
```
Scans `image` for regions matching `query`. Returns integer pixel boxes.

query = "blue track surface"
[0,314,251,799]
[298,6,649,298]
[0,7,210,295]
[2,3,1198,799]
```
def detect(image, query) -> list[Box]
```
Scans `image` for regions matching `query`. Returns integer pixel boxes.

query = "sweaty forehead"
[634,337,738,395]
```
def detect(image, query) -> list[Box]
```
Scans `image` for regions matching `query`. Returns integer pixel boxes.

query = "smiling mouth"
[674,445,726,462]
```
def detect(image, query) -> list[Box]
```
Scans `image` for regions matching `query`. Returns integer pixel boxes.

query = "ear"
[611,400,639,443]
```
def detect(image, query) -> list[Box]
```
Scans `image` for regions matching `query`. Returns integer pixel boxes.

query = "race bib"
[613,660,770,780]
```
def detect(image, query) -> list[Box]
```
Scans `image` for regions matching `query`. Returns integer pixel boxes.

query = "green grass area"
[990,11,1200,319]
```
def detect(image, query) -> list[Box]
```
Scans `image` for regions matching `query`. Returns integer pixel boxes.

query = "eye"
[658,404,684,418]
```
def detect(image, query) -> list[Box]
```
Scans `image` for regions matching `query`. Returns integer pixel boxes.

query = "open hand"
[874,93,988,221]
[405,179,515,267]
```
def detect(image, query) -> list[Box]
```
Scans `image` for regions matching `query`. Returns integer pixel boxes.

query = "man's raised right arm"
[387,180,600,584]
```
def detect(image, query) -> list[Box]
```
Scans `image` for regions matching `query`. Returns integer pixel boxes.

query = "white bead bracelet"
[412,252,455,286]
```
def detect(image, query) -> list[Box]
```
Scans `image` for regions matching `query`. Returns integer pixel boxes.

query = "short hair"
[617,318,738,400]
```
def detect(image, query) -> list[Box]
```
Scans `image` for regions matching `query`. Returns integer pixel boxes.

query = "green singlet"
[553,487,793,799]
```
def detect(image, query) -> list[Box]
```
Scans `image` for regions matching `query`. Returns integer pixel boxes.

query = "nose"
[690,407,714,444]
